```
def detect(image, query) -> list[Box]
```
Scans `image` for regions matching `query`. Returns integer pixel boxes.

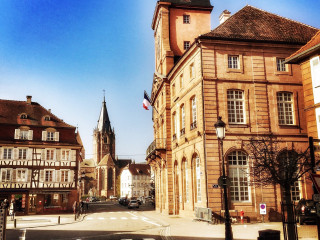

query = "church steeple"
[97,94,111,133]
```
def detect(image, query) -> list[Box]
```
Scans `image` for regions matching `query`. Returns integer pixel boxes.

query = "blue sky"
[0,0,319,162]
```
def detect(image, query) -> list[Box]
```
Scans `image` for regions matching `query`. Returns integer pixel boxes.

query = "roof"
[286,30,320,63]
[97,97,112,133]
[200,5,318,44]
[159,0,212,8]
[0,98,74,128]
[115,159,132,169]
[98,153,114,166]
[128,164,150,176]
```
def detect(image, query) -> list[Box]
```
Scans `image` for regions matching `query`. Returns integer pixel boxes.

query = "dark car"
[295,199,317,225]
[119,197,129,206]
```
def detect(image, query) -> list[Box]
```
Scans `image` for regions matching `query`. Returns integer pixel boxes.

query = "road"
[6,201,165,240]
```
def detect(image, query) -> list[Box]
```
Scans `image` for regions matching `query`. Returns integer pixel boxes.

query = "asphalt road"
[6,201,164,240]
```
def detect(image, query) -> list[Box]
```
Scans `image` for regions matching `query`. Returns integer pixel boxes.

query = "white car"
[128,200,139,209]
[109,195,117,200]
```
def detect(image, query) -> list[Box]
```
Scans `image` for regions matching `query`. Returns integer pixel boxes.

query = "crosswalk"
[86,216,142,221]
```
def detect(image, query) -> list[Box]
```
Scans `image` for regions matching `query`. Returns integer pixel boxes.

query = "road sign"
[313,194,320,202]
[218,176,231,188]
[310,174,320,193]
[260,203,267,215]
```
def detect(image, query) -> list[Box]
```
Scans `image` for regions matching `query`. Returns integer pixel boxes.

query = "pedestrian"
[80,200,84,214]
[73,201,77,214]
[9,200,15,220]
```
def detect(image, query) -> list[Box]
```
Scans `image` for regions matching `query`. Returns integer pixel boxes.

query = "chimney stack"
[26,95,32,104]
[219,10,231,24]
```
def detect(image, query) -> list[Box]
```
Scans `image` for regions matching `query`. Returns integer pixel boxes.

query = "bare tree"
[247,134,316,240]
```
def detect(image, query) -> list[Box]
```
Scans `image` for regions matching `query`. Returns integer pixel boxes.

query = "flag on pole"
[143,91,151,110]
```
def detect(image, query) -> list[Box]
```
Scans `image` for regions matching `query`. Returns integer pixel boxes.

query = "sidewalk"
[6,213,85,229]
[141,210,318,240]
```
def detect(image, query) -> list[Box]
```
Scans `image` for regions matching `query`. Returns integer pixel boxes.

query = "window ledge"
[227,69,242,73]
[279,124,300,129]
[275,71,290,75]
[228,124,249,128]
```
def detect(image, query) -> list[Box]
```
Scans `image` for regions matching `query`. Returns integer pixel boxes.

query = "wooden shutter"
[69,170,74,183]
[55,132,59,142]
[42,131,46,141]
[71,150,76,162]
[39,170,44,182]
[53,149,57,161]
[28,170,32,182]
[14,129,20,139]
[56,149,61,161]
[28,130,33,140]
[12,169,16,182]
[13,148,18,160]
[27,148,32,160]
[41,149,46,161]
[56,170,60,182]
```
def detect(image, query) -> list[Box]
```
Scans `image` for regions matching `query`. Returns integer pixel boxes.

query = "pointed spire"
[97,91,111,132]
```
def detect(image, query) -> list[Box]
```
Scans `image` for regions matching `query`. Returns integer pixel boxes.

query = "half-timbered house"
[0,96,82,214]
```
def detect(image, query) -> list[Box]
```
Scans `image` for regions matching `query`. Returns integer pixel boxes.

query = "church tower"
[93,96,116,197]
[151,0,213,75]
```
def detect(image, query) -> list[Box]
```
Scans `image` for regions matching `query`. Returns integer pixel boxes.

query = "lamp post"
[214,116,233,240]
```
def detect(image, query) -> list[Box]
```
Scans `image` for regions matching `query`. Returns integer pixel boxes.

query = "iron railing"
[146,138,166,158]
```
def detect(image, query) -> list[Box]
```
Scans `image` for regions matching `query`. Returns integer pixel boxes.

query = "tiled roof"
[115,159,132,169]
[98,153,114,166]
[0,98,74,128]
[200,5,318,44]
[159,0,212,8]
[286,30,320,63]
[129,164,150,176]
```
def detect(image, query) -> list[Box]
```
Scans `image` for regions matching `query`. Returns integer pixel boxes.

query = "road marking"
[87,217,93,220]
[131,217,138,220]
[110,217,117,220]
[98,217,104,220]
[121,217,128,220]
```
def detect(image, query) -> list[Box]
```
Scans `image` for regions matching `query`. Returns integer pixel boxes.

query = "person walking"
[9,200,15,220]
[72,201,77,214]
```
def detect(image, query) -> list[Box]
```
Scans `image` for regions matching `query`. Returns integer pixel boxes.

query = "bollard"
[14,219,17,228]
[58,216,60,224]
[19,229,27,240]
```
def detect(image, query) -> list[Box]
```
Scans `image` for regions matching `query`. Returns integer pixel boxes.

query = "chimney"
[26,95,32,104]
[219,10,231,24]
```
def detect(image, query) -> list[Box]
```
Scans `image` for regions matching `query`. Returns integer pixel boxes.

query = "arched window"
[228,151,249,202]
[190,96,197,130]
[192,154,201,202]
[108,168,113,190]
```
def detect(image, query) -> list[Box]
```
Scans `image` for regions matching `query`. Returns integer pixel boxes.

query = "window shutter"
[53,149,57,161]
[71,150,76,162]
[56,170,60,182]
[42,131,46,141]
[39,170,44,182]
[55,132,59,142]
[28,170,32,182]
[13,148,18,160]
[14,129,20,139]
[28,130,33,140]
[27,149,32,160]
[69,170,74,183]
[12,169,16,182]
[56,149,61,161]
[41,149,46,160]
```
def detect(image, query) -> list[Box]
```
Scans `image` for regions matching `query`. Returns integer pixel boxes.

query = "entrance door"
[28,194,37,214]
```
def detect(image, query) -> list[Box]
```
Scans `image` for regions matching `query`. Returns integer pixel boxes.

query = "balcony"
[180,128,185,136]
[190,121,197,130]
[172,134,177,141]
[146,138,166,160]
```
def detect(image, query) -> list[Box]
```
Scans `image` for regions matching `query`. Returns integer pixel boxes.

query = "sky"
[0,0,319,163]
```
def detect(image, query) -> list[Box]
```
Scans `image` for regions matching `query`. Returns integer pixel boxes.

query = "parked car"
[119,197,128,206]
[128,200,139,209]
[295,199,317,225]
[89,196,98,202]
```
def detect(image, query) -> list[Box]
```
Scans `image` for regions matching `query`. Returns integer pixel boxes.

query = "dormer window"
[20,113,28,119]
[183,15,190,24]
[44,115,51,121]
[14,127,33,140]
[42,128,59,142]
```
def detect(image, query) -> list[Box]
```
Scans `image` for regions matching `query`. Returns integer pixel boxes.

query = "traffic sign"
[310,174,320,193]
[260,203,267,215]
[218,176,231,188]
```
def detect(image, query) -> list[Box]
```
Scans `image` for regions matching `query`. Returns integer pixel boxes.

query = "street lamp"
[214,116,233,240]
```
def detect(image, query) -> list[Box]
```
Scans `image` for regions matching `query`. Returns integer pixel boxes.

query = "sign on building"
[260,203,267,215]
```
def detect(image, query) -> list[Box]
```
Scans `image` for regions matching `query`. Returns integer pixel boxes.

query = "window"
[14,129,33,140]
[194,155,201,202]
[42,130,59,141]
[172,83,176,97]
[44,116,51,121]
[3,148,13,159]
[61,150,70,161]
[183,15,190,24]
[47,132,55,141]
[1,169,12,182]
[20,113,28,119]
[228,151,249,202]
[17,169,27,182]
[173,112,177,140]
[19,149,27,160]
[180,74,184,89]
[184,41,190,50]
[228,55,239,69]
[277,58,286,72]
[45,170,54,182]
[291,181,300,201]
[277,92,294,125]
[310,57,320,104]
[180,105,185,136]
[227,90,245,124]
[189,63,195,79]
[61,170,69,182]
[191,97,197,130]
[46,149,55,160]
[20,130,29,140]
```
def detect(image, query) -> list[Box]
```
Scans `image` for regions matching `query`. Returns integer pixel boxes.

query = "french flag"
[143,91,151,110]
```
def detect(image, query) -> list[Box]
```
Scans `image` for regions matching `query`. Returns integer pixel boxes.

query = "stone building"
[146,1,318,221]
[0,96,82,214]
